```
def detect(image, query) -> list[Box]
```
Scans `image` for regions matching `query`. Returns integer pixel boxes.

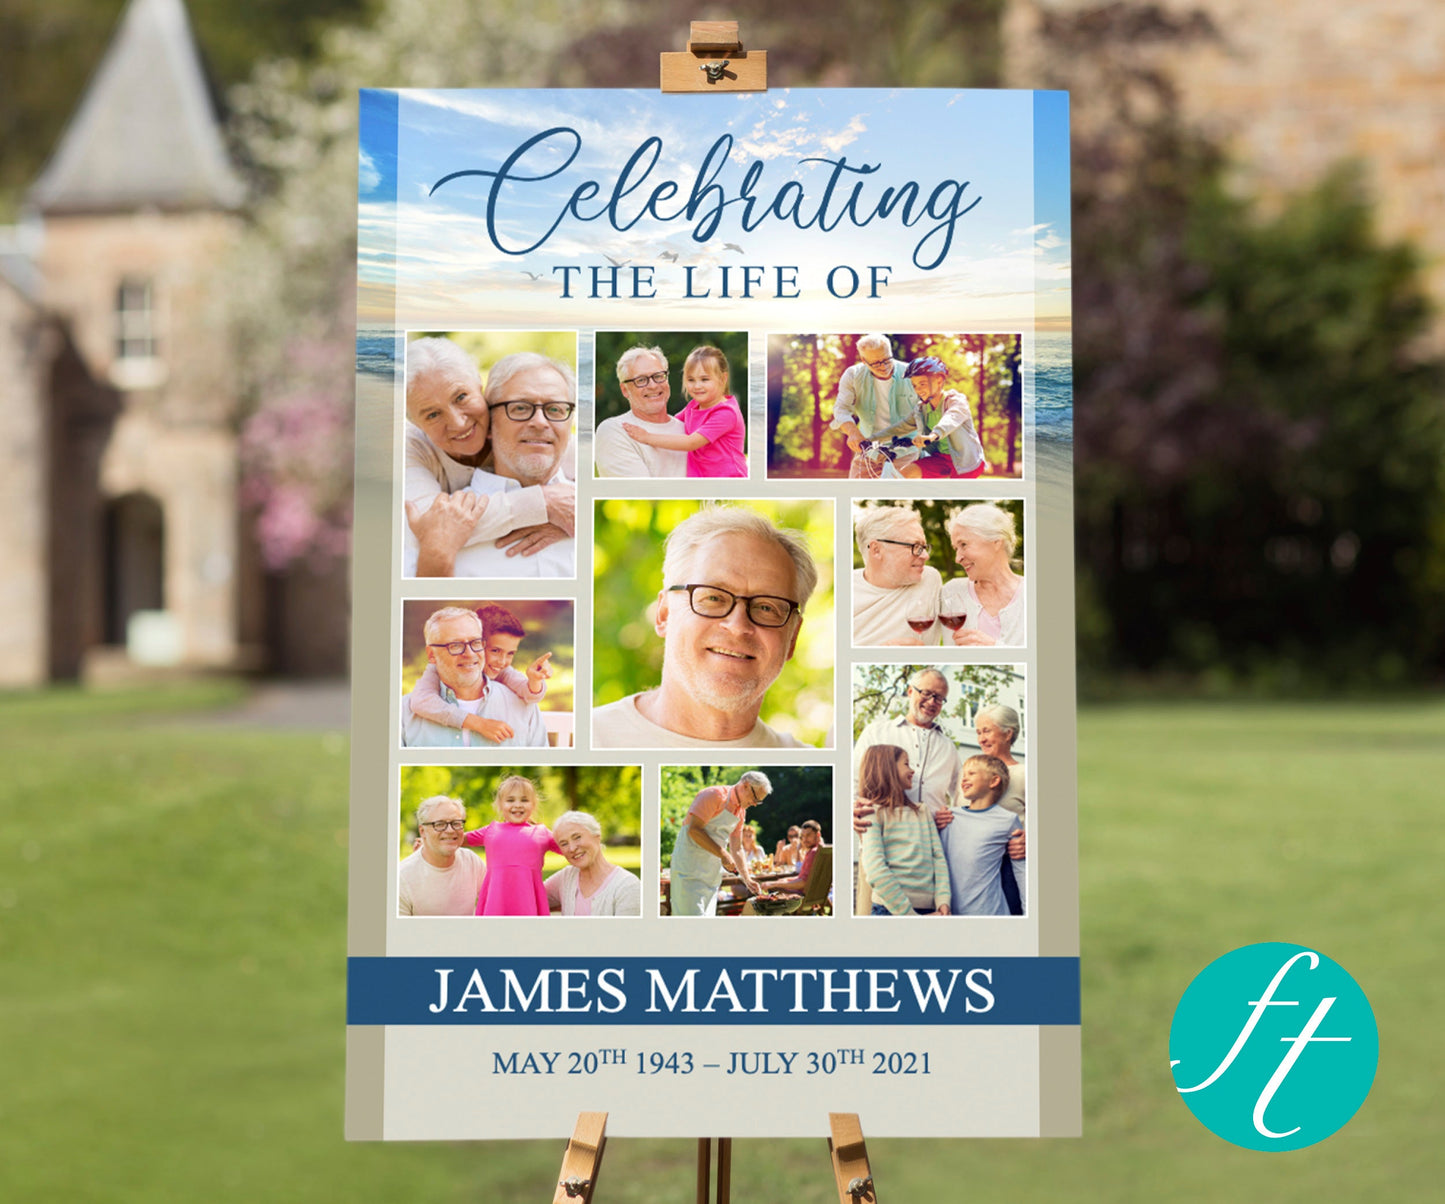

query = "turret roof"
[29,0,244,214]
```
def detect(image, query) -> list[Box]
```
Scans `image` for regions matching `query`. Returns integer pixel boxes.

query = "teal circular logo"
[1169,942,1377,1150]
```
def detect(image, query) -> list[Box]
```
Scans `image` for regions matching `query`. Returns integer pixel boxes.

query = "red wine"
[939,613,967,630]
[907,618,934,633]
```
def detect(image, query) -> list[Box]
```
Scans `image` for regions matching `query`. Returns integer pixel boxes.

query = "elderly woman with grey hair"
[403,338,577,575]
[668,770,773,916]
[939,502,1025,647]
[543,811,643,917]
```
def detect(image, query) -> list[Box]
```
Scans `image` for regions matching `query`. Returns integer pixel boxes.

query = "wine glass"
[905,601,938,641]
[939,580,970,636]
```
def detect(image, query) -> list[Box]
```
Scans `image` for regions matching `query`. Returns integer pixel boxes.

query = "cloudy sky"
[359,88,1070,332]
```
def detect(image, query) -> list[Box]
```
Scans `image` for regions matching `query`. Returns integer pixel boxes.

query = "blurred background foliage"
[851,498,1026,578]
[406,330,578,381]
[593,329,750,428]
[851,663,1026,744]
[1034,5,1445,692]
[592,499,835,746]
[768,333,1022,478]
[659,764,833,865]
[397,763,642,867]
[399,599,573,711]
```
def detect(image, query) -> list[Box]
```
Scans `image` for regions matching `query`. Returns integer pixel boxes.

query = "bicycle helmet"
[904,355,947,379]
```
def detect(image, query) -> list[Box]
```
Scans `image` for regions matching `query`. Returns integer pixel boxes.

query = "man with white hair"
[669,771,772,916]
[593,506,819,748]
[401,607,547,747]
[406,349,577,577]
[594,345,687,478]
[853,669,961,816]
[829,333,923,478]
[398,795,485,916]
[403,338,576,576]
[852,504,942,645]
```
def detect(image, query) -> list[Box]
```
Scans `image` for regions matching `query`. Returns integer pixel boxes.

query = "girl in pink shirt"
[462,775,561,915]
[623,345,747,478]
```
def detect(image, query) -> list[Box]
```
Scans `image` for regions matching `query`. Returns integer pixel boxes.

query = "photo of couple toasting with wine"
[852,499,1026,648]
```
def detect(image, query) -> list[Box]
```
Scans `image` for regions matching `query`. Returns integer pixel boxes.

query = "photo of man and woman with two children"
[852,663,1028,919]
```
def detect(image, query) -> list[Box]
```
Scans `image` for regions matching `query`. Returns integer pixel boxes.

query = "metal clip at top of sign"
[660,20,768,92]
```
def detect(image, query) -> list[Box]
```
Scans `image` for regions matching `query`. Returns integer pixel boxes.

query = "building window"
[115,277,158,361]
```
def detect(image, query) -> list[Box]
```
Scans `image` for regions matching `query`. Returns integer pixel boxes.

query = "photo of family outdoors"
[659,765,834,917]
[593,331,751,479]
[396,765,643,918]
[852,664,1028,919]
[766,333,1023,480]
[402,331,578,579]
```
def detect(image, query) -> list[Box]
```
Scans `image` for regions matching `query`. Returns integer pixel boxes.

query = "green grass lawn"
[1,688,1439,1201]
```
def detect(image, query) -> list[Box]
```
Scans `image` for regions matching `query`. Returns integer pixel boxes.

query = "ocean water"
[1032,329,1073,486]
[357,330,398,378]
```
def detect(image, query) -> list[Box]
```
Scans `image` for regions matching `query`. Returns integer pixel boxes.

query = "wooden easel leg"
[717,1137,733,1204]
[696,1137,711,1204]
[827,1113,877,1203]
[553,1111,608,1204]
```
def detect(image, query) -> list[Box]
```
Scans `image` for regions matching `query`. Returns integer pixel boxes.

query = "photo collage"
[395,328,1030,923]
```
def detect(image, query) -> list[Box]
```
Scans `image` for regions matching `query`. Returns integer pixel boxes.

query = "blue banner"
[347,957,1079,1026]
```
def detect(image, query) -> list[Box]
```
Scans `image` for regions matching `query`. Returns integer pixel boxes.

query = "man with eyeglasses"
[409,351,577,578]
[593,506,820,748]
[402,607,547,747]
[404,340,577,577]
[828,333,924,478]
[594,345,688,478]
[852,504,943,646]
[398,795,485,916]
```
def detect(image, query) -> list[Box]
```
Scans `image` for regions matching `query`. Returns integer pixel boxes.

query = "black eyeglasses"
[862,355,893,369]
[666,584,800,628]
[910,687,946,705]
[622,370,669,389]
[488,400,576,422]
[422,819,466,832]
[874,538,929,558]
[428,638,485,655]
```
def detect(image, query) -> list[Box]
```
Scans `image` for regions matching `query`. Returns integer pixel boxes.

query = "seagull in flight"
[723,242,744,254]
[521,271,543,280]
[658,250,678,262]
[604,253,631,267]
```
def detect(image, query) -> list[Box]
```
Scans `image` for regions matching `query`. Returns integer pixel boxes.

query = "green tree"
[851,663,1024,743]
[1036,4,1445,687]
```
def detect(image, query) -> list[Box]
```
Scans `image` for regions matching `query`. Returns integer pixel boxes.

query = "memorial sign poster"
[348,87,1079,1140]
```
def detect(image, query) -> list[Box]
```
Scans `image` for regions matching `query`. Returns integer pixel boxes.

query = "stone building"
[0,0,340,686]
[1004,0,1445,323]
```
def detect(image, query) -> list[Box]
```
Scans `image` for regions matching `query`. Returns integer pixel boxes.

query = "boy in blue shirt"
[940,754,1026,916]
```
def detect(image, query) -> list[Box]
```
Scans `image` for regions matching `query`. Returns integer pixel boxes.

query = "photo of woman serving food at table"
[666,771,772,916]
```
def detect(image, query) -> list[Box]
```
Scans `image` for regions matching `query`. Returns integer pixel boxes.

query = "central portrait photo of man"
[591,499,835,750]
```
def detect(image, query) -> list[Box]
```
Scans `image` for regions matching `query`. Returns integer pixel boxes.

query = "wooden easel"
[552,1112,607,1204]
[553,1112,878,1202]
[660,20,768,93]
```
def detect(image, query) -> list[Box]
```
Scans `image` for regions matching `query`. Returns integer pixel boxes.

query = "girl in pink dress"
[461,776,561,915]
[622,345,747,478]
